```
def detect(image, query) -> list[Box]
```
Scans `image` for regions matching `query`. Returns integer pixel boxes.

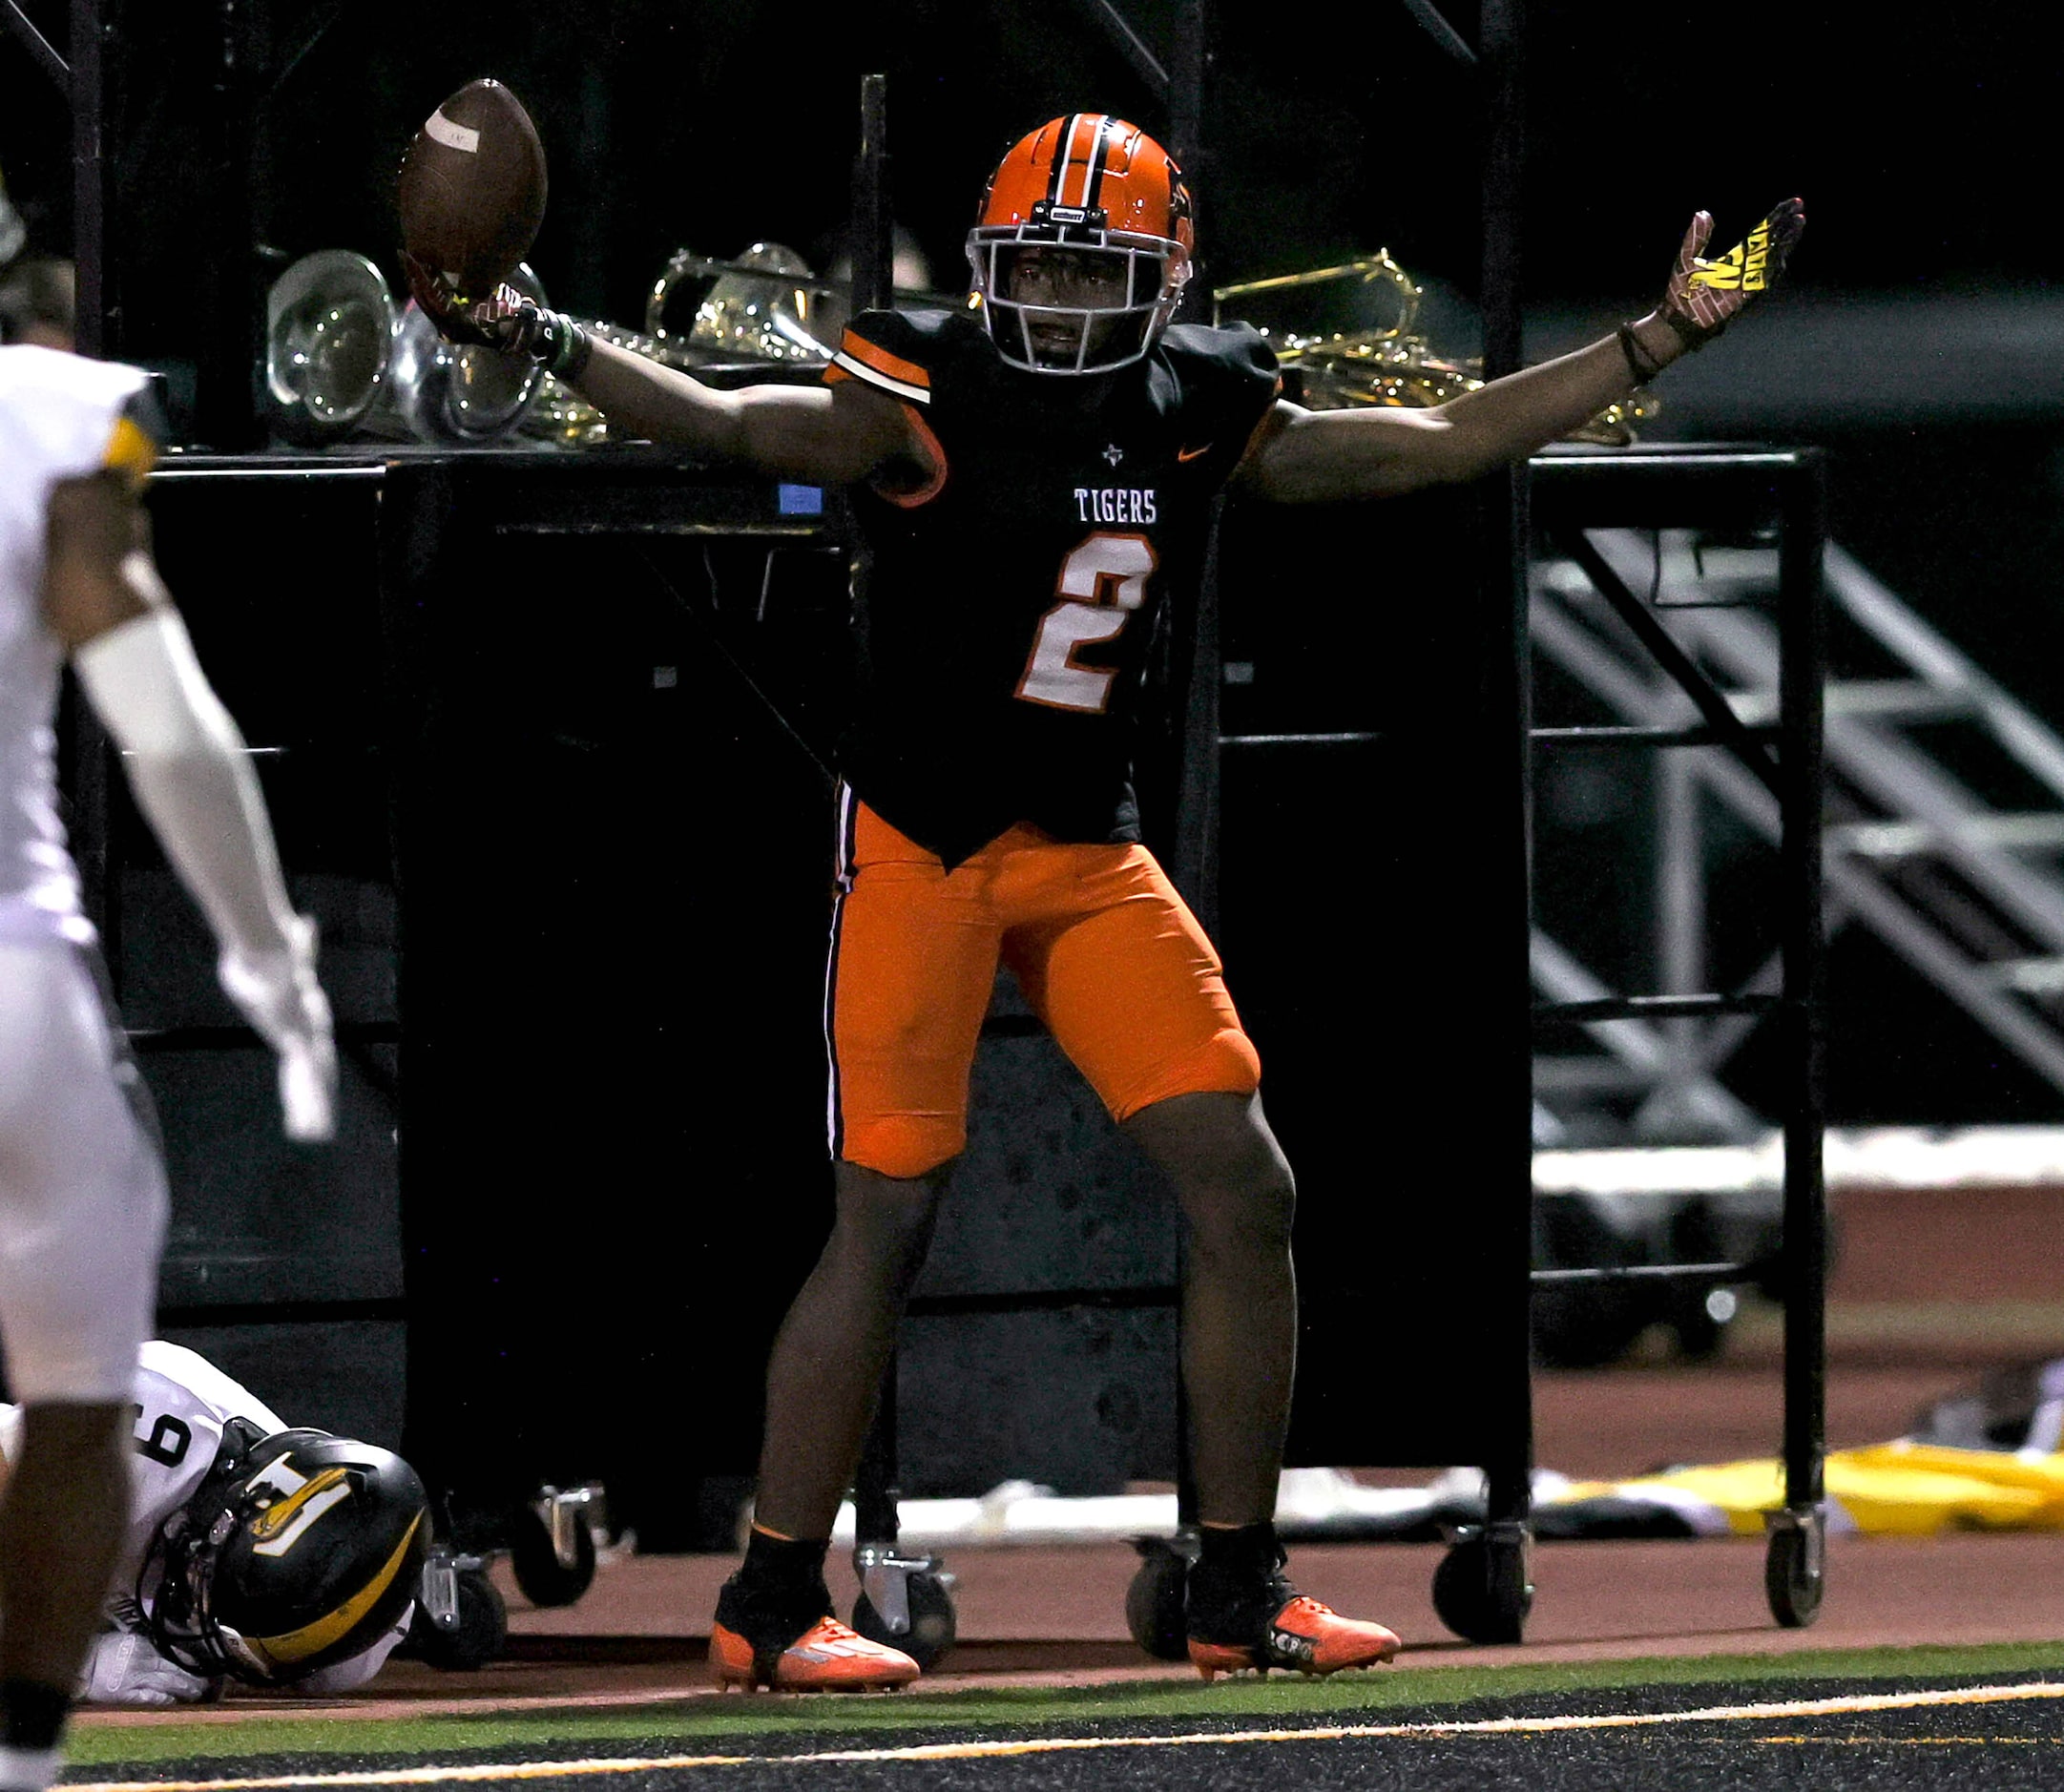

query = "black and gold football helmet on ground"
[142,1427,428,1684]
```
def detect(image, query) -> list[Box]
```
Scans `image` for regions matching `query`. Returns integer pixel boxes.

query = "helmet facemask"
[144,1497,273,1681]
[968,216,1189,375]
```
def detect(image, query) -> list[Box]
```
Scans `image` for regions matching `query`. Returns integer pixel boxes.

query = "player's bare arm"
[406,271,928,489]
[564,336,922,487]
[40,469,153,649]
[1241,200,1805,505]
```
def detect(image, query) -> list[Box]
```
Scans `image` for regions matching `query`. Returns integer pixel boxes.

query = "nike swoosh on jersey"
[1177,443,1213,462]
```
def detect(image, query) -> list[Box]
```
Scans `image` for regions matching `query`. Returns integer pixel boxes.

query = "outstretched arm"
[404,259,921,487]
[1241,200,1804,505]
[560,338,915,486]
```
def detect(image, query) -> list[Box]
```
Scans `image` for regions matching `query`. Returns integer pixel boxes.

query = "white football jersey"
[0,1339,287,1594]
[4,1341,413,1697]
[0,344,152,948]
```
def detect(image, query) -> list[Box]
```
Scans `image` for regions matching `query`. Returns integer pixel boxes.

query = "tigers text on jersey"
[0,344,156,946]
[825,308,1279,865]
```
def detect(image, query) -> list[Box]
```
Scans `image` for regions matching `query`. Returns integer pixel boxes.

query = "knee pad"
[839,1115,965,1182]
[1111,1028,1262,1125]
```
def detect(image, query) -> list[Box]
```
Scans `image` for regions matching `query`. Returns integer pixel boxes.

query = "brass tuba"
[526,243,837,447]
[1213,251,1654,445]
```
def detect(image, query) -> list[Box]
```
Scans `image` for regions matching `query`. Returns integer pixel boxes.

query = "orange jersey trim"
[823,371,948,506]
[830,330,932,405]
[878,402,947,509]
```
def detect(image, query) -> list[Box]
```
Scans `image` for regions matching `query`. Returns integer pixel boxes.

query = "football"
[395,78,548,298]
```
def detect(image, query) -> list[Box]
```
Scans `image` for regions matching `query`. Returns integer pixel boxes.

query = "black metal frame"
[4,0,107,354]
[1530,448,1830,1626]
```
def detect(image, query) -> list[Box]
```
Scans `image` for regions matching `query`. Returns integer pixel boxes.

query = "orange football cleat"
[710,1615,920,1693]
[1188,1593,1400,1679]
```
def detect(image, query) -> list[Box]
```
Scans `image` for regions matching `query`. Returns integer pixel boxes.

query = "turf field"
[63,1641,2064,1791]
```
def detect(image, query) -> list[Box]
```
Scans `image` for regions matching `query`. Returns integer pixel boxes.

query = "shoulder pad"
[105,385,164,486]
[826,307,980,406]
[1156,323,1283,473]
[0,345,153,489]
[1158,320,1280,389]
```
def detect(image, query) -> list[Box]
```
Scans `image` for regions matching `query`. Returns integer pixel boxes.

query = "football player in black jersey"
[427,113,1803,1690]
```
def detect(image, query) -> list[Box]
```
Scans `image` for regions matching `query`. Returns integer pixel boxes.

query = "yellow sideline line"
[66,1680,2064,1790]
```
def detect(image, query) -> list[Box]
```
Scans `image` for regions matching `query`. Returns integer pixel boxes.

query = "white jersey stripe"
[830,350,930,406]
[823,781,858,1157]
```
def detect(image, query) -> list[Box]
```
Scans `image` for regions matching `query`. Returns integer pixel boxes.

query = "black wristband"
[1658,306,1719,353]
[1616,321,1663,385]
[548,318,593,383]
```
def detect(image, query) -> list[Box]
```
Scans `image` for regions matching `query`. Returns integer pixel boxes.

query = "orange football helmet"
[967,114,1194,375]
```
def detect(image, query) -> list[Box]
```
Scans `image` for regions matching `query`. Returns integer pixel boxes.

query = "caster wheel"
[852,1570,957,1670]
[1431,1526,1532,1645]
[1124,1535,1195,1661]
[509,1506,596,1608]
[1764,1512,1824,1628]
[411,1568,508,1671]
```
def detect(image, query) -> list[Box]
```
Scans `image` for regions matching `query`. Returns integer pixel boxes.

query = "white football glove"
[219,911,338,1143]
[78,1631,212,1706]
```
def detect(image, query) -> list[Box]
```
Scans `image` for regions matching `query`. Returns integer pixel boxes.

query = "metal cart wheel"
[852,1568,957,1670]
[509,1499,597,1608]
[1431,1524,1532,1645]
[1764,1507,1824,1628]
[411,1566,508,1671]
[1123,1532,1197,1661]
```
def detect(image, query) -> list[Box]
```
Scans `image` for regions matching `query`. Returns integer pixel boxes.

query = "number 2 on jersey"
[1016,531,1159,713]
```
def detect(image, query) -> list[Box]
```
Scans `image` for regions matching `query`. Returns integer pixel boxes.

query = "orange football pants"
[824,790,1261,1178]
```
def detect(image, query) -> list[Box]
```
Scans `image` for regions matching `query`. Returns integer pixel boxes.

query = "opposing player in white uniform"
[0,180,335,1789]
[0,1342,422,1705]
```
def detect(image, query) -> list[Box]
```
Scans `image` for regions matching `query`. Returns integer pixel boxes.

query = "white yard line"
[66,1678,2064,1788]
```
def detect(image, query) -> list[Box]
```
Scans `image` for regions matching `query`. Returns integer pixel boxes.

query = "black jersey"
[826,307,1280,866]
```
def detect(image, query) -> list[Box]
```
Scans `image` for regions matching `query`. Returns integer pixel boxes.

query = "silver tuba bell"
[263,250,398,443]
[390,261,551,444]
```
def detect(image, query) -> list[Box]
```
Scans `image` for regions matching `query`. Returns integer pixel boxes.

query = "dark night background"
[6,0,2064,1130]
[0,2,2042,342]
